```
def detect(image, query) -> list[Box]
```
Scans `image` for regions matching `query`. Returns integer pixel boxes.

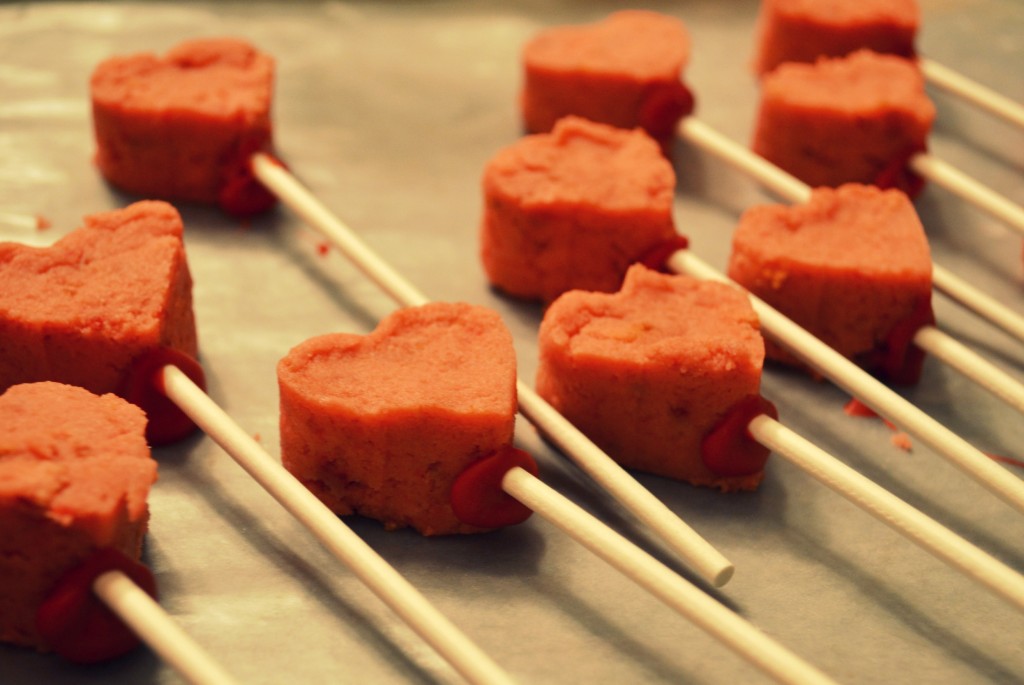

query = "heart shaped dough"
[537,264,767,491]
[0,200,199,399]
[481,116,678,303]
[521,10,695,143]
[91,37,276,215]
[0,381,156,650]
[727,183,933,384]
[278,302,518,536]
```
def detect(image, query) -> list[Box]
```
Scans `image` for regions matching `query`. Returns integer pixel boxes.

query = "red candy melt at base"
[450,446,539,529]
[117,347,206,445]
[701,395,778,477]
[639,234,690,273]
[878,295,935,386]
[638,82,696,141]
[36,548,157,664]
[873,145,927,198]
[217,147,283,218]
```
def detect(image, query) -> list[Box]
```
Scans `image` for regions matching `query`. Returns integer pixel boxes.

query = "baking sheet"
[1,1,1023,683]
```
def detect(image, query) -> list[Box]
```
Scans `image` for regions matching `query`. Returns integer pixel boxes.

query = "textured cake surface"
[753,50,934,189]
[481,116,677,302]
[536,265,766,490]
[0,201,198,397]
[91,37,274,207]
[0,382,155,649]
[278,302,517,535]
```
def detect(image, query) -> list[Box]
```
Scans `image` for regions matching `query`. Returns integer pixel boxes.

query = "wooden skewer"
[748,415,1024,612]
[913,326,1024,415]
[908,152,1024,237]
[502,468,839,685]
[251,152,735,588]
[93,570,239,685]
[931,264,1024,345]
[668,249,1024,517]
[920,57,1024,130]
[0,210,45,231]
[159,365,518,685]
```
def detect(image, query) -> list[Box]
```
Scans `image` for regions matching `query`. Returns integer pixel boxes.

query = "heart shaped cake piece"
[481,116,678,303]
[727,183,933,384]
[91,37,276,216]
[536,264,768,491]
[752,0,918,76]
[752,50,934,194]
[0,200,199,402]
[277,302,518,536]
[0,381,156,650]
[521,11,695,144]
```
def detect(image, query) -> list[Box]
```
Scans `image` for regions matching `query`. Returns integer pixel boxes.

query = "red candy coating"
[117,347,206,445]
[639,234,690,273]
[701,395,778,477]
[876,295,934,386]
[873,145,928,198]
[218,147,283,218]
[450,446,539,529]
[36,548,157,664]
[638,81,696,140]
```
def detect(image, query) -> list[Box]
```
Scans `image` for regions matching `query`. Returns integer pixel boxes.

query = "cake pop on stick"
[143,361,519,685]
[669,249,1024,517]
[726,183,1024,416]
[0,203,513,684]
[0,382,235,684]
[536,264,1024,612]
[750,0,1024,129]
[251,152,735,587]
[918,58,1024,130]
[275,300,838,685]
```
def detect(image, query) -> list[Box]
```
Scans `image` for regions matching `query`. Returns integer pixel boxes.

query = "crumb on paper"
[36,214,52,230]
[316,242,330,256]
[890,432,912,452]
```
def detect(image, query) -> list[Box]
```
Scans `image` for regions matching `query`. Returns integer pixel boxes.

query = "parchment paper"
[1,2,1022,683]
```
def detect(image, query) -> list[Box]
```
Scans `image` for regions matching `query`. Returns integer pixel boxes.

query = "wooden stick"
[920,57,1024,130]
[668,250,1024,517]
[159,365,518,685]
[931,264,1024,345]
[93,570,239,685]
[748,415,1024,612]
[516,384,734,586]
[251,152,735,587]
[908,152,1024,236]
[913,325,1024,414]
[501,467,838,685]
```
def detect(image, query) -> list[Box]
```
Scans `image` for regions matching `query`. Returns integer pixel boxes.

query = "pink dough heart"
[0,201,200,441]
[91,38,277,216]
[278,302,522,536]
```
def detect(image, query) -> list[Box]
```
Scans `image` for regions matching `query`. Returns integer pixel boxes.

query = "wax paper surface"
[1,2,1022,683]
